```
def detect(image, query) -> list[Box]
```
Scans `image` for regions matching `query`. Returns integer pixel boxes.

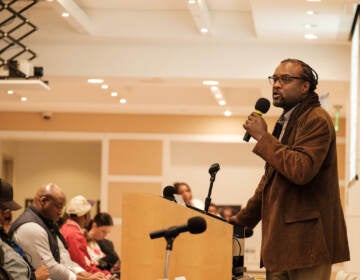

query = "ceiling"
[0,0,357,117]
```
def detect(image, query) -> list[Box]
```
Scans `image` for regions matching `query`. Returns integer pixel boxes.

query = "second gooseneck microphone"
[243,98,271,142]
[149,216,207,239]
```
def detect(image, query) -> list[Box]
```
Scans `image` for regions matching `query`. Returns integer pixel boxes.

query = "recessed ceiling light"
[200,28,208,34]
[218,100,226,106]
[214,93,223,99]
[119,98,127,104]
[224,110,232,117]
[304,33,318,40]
[188,0,196,4]
[210,86,219,92]
[101,84,109,89]
[20,96,27,102]
[111,92,118,97]
[62,12,70,17]
[306,0,321,2]
[203,80,219,86]
[87,78,104,84]
[7,90,14,95]
[306,10,317,15]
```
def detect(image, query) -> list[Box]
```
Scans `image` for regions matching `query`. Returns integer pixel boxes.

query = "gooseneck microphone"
[243,98,271,142]
[162,185,176,202]
[205,162,221,213]
[208,163,220,175]
[149,216,207,239]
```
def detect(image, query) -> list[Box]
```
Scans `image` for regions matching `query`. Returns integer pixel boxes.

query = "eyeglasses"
[268,75,306,85]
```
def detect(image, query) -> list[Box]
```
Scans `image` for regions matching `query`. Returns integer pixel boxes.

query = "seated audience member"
[0,179,49,280]
[9,183,108,280]
[174,182,204,210]
[87,213,120,276]
[61,196,111,277]
[207,202,221,217]
[220,206,234,222]
[1,209,12,234]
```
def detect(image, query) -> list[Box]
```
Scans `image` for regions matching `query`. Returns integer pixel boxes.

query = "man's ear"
[39,196,47,208]
[302,81,310,93]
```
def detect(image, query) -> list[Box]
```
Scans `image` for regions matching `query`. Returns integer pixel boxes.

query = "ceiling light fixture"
[119,98,127,104]
[218,100,226,106]
[203,80,219,86]
[87,78,104,84]
[200,28,208,34]
[306,0,321,2]
[50,0,93,34]
[214,93,223,99]
[7,90,14,95]
[210,86,219,92]
[111,92,118,97]
[20,96,27,102]
[304,33,318,40]
[101,84,109,89]
[186,0,211,35]
[224,110,232,117]
[306,10,317,15]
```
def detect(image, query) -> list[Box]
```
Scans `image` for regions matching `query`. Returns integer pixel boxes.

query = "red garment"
[60,218,109,275]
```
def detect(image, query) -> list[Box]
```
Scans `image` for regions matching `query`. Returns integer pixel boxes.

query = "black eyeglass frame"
[268,75,307,85]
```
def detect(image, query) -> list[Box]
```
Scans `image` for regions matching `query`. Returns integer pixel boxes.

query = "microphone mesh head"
[188,216,207,234]
[255,98,270,114]
[208,163,220,174]
[163,186,175,197]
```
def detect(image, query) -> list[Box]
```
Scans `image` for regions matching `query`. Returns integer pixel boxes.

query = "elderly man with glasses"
[230,58,350,280]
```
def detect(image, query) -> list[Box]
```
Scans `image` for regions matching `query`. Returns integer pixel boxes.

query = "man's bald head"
[34,183,66,223]
[35,183,64,201]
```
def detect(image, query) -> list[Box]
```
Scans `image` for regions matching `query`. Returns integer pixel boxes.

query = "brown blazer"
[235,106,350,272]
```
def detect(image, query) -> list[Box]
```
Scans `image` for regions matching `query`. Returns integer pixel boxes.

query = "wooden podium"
[121,193,233,280]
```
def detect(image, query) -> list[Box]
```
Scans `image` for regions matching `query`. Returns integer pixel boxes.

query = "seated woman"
[174,182,204,210]
[86,213,120,278]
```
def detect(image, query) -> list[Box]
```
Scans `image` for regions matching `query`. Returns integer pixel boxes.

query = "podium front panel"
[121,193,232,280]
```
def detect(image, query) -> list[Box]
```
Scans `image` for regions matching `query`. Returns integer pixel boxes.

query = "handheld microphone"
[162,185,176,202]
[243,98,270,142]
[149,216,207,239]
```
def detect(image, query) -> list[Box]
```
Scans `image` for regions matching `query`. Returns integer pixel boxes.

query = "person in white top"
[86,213,120,276]
[174,182,205,210]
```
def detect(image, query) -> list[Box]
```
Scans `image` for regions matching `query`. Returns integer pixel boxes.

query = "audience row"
[0,178,120,280]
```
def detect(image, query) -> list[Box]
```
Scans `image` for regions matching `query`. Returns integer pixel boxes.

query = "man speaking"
[230,58,350,280]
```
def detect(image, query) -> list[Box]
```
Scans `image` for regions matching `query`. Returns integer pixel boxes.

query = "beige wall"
[3,140,101,220]
[0,112,247,134]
